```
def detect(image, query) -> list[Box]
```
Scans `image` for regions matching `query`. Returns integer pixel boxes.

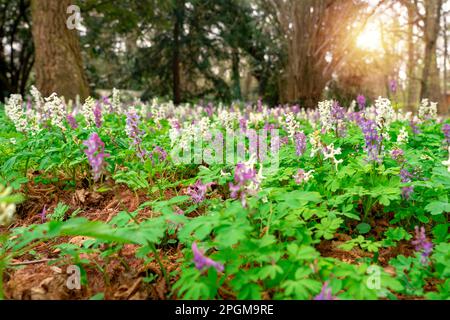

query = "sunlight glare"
[356,23,383,52]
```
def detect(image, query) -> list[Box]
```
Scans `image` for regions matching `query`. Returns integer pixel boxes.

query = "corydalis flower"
[400,169,414,200]
[389,79,398,93]
[293,169,314,185]
[318,100,334,133]
[44,93,66,130]
[5,94,27,132]
[357,95,366,110]
[374,97,394,129]
[150,146,167,165]
[418,98,438,121]
[285,112,300,139]
[411,226,433,265]
[331,101,346,137]
[390,148,404,163]
[294,131,307,156]
[410,119,421,135]
[359,118,382,163]
[397,127,409,145]
[125,109,146,160]
[322,143,343,170]
[192,242,224,273]
[40,205,47,223]
[314,282,337,300]
[67,114,78,129]
[229,156,262,208]
[186,180,214,204]
[83,133,110,182]
[94,102,103,128]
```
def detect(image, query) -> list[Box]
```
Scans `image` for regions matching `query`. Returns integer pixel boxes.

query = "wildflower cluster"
[418,99,438,121]
[191,242,224,273]
[186,180,215,204]
[125,108,146,160]
[411,226,433,265]
[83,133,110,182]
[229,155,263,207]
[318,100,334,132]
[293,169,314,185]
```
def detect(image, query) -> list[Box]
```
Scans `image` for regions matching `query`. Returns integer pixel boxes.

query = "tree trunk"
[31,0,89,101]
[420,0,442,102]
[172,0,184,105]
[231,48,242,101]
[406,1,418,111]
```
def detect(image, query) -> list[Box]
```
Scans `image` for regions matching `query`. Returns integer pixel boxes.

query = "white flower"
[112,88,121,111]
[418,98,438,120]
[217,109,235,130]
[309,130,322,157]
[322,143,343,170]
[30,85,44,111]
[5,94,27,132]
[44,93,66,129]
[293,169,314,184]
[0,185,16,226]
[318,100,333,132]
[285,112,300,139]
[81,96,96,126]
[443,146,450,173]
[397,127,409,145]
[375,97,395,129]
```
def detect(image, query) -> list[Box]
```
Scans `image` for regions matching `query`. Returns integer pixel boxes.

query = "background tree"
[0,0,34,101]
[31,0,89,101]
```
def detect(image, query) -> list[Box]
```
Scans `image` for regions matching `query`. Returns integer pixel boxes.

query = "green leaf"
[425,201,450,215]
[356,223,371,234]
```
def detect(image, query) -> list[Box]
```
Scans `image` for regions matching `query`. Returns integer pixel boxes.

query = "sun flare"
[356,23,383,52]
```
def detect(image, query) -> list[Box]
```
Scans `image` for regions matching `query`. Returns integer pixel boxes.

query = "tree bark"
[172,0,184,105]
[420,0,442,102]
[231,47,242,101]
[31,0,89,101]
[406,1,418,111]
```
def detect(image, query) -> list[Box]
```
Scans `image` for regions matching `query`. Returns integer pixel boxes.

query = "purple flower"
[239,118,248,132]
[359,118,382,163]
[356,95,366,110]
[263,123,276,131]
[389,79,398,93]
[205,103,214,117]
[186,180,214,204]
[126,110,146,160]
[314,282,337,300]
[40,205,47,223]
[331,101,345,121]
[400,169,414,200]
[294,132,307,156]
[229,162,260,208]
[94,102,102,128]
[442,124,450,145]
[390,148,404,163]
[150,146,167,165]
[411,226,433,265]
[409,120,421,135]
[257,98,263,112]
[192,242,224,273]
[102,96,113,113]
[67,114,78,129]
[83,133,110,182]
